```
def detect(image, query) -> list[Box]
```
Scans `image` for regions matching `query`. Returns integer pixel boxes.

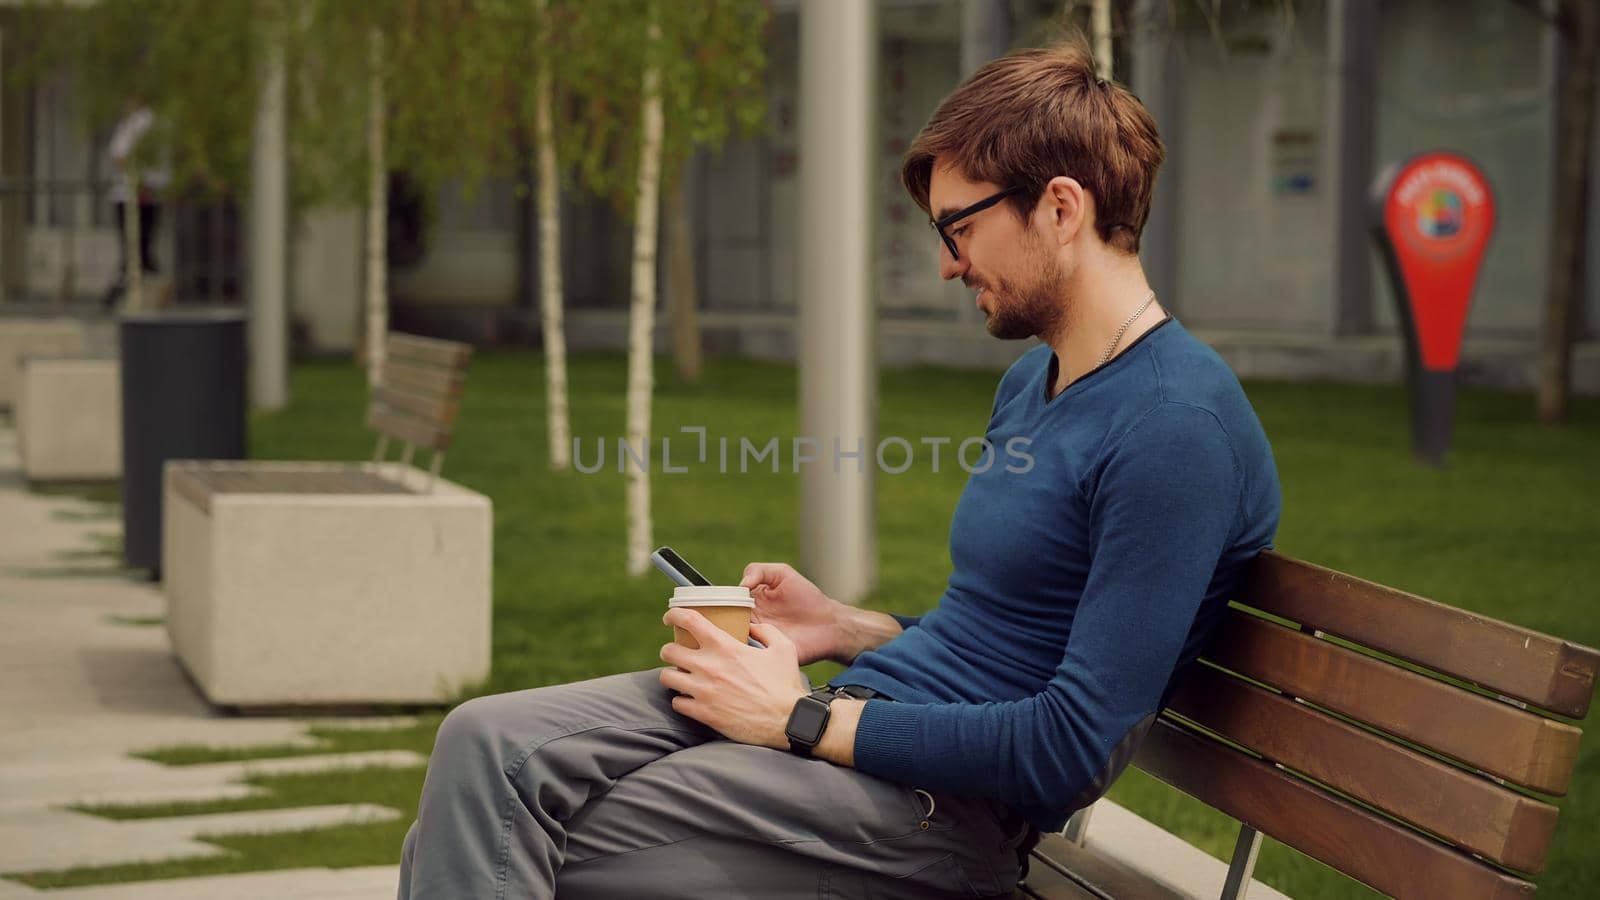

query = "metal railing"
[0,176,241,307]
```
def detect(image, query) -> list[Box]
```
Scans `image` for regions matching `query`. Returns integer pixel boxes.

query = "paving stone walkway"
[0,423,411,898]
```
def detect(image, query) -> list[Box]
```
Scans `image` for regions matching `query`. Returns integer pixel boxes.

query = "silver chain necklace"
[1096,291,1157,368]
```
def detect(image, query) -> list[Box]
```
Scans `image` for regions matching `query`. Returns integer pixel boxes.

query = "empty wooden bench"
[162,332,493,707]
[170,332,473,506]
[1017,551,1599,899]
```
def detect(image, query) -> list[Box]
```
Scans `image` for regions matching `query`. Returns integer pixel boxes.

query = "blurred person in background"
[101,100,168,309]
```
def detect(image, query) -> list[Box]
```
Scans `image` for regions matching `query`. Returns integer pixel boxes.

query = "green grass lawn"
[16,350,1599,896]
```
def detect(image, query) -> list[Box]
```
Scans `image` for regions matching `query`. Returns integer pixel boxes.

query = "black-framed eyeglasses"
[930,185,1027,261]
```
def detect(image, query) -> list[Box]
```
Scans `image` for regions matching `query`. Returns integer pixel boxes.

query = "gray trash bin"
[119,310,247,575]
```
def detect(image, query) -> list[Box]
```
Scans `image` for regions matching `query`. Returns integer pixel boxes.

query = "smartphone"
[653,547,765,648]
[650,546,712,587]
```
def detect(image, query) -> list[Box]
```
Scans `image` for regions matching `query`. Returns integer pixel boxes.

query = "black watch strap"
[784,688,838,757]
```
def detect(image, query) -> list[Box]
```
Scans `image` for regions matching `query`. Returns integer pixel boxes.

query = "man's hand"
[740,562,849,665]
[741,562,905,665]
[659,610,811,750]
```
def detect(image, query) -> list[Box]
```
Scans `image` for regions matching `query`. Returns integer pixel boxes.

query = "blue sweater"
[833,318,1281,831]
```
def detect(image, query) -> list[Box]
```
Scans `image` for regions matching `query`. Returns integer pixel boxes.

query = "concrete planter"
[0,319,87,409]
[16,358,122,482]
[162,461,492,706]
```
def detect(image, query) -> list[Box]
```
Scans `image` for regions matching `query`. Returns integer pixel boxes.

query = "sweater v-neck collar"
[1040,316,1176,406]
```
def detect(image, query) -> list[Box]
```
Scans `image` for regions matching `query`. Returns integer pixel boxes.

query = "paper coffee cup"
[668,585,755,648]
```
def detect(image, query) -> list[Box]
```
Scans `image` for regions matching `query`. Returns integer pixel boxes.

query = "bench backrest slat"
[366,333,473,465]
[1247,552,1599,719]
[1135,718,1538,900]
[1206,608,1581,796]
[1119,554,1598,899]
[372,385,460,427]
[387,332,473,370]
[1168,664,1560,873]
[381,359,465,399]
[366,405,452,452]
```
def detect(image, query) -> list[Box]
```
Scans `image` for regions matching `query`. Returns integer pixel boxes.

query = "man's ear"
[1040,176,1089,247]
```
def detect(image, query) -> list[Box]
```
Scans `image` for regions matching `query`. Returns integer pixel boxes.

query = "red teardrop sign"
[1380,152,1495,372]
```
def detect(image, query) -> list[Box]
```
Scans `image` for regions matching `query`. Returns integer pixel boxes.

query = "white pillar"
[1092,0,1113,79]
[248,46,289,410]
[798,0,876,604]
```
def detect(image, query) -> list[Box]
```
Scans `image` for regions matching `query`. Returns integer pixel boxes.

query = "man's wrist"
[811,697,863,767]
[772,686,811,751]
[830,606,905,665]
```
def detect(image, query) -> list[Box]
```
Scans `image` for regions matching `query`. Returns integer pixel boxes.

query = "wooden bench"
[161,332,493,706]
[170,331,472,503]
[1017,551,1599,899]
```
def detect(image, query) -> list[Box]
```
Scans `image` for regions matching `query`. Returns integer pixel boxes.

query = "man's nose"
[939,245,968,281]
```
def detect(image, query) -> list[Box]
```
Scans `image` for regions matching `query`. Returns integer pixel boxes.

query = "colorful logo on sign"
[1379,153,1494,372]
[1416,189,1463,238]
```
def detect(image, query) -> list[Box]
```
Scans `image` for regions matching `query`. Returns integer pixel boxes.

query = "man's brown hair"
[902,36,1164,254]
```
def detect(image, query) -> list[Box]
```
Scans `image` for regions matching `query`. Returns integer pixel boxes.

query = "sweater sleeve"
[851,403,1243,817]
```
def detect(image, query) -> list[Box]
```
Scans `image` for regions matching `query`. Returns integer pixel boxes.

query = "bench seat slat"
[386,333,472,370]
[1246,552,1600,719]
[1135,719,1538,900]
[381,359,465,399]
[1012,851,1101,899]
[1205,609,1582,795]
[166,463,416,515]
[1022,833,1189,900]
[1168,664,1560,872]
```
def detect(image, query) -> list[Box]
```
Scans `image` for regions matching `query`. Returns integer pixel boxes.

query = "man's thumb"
[749,621,791,649]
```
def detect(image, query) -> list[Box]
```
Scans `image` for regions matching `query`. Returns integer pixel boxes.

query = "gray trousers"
[397,670,1033,899]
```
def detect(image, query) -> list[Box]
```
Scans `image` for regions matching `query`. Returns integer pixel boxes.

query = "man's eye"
[952,225,971,238]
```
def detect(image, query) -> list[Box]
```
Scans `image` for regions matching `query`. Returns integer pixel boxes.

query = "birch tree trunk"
[626,14,664,575]
[122,175,144,311]
[535,0,572,468]
[365,28,388,387]
[666,173,701,383]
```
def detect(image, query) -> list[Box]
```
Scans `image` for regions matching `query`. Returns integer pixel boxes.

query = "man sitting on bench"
[398,35,1281,900]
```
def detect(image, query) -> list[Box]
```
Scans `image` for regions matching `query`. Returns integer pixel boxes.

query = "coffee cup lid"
[668,585,754,607]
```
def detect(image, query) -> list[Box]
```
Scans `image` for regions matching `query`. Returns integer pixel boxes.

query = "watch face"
[786,696,830,745]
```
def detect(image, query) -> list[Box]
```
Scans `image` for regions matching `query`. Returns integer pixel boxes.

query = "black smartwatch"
[784,688,838,757]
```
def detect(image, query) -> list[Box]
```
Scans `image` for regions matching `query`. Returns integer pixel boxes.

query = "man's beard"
[981,238,1070,342]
